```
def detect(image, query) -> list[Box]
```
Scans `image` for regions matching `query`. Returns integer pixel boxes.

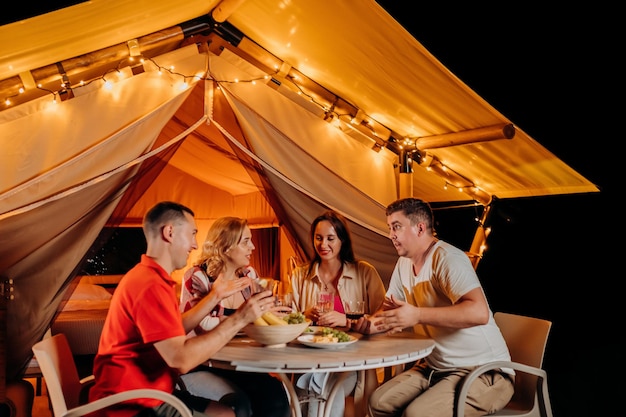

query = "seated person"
[89,201,278,417]
[179,216,290,417]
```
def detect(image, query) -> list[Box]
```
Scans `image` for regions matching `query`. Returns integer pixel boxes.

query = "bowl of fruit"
[243,311,311,347]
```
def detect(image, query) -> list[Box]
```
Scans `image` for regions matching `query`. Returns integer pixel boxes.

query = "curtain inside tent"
[0,45,207,379]
[207,50,400,282]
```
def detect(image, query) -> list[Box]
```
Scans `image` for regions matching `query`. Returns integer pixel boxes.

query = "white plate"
[297,334,358,349]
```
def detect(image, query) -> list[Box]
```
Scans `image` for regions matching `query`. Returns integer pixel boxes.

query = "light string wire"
[3,49,488,206]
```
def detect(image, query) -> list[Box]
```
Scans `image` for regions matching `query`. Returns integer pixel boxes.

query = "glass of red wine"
[344,300,365,322]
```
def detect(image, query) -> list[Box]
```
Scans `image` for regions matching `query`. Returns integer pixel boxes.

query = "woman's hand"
[316,310,347,327]
[212,276,252,300]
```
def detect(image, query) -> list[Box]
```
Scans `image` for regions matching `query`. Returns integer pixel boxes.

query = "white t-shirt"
[387,240,511,371]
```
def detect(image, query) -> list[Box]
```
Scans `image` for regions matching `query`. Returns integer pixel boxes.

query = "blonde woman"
[179,217,290,417]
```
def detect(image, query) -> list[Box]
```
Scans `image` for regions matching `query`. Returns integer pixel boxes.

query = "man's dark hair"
[143,201,194,238]
[386,198,435,231]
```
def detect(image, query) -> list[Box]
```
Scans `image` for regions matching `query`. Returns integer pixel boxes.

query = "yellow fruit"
[254,317,269,326]
[262,311,288,325]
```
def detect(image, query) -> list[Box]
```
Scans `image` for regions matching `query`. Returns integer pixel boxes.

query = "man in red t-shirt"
[89,201,277,417]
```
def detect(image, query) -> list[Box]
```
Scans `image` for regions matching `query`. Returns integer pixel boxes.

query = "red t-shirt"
[89,255,186,417]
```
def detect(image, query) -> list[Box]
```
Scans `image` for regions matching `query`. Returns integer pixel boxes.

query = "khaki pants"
[369,362,514,417]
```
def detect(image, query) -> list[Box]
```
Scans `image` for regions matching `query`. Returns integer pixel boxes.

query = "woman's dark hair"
[307,210,356,275]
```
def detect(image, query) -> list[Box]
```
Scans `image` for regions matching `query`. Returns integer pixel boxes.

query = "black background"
[375,2,620,415]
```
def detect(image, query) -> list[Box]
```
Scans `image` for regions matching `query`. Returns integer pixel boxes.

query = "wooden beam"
[414,123,515,150]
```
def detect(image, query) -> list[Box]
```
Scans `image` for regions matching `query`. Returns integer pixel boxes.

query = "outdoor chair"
[454,312,553,417]
[31,333,192,417]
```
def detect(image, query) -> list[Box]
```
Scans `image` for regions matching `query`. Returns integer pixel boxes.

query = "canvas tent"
[0,0,599,384]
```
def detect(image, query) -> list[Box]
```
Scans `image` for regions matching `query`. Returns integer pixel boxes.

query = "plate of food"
[297,327,358,349]
[302,326,324,335]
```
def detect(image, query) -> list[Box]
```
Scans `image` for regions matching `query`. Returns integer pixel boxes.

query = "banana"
[254,316,269,326]
[262,311,288,325]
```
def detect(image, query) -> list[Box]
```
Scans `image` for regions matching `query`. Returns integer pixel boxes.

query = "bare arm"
[403,287,489,328]
[156,289,276,373]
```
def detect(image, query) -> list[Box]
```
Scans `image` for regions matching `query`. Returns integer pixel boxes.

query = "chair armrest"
[62,388,193,417]
[454,361,552,417]
[78,374,96,405]
[79,375,95,385]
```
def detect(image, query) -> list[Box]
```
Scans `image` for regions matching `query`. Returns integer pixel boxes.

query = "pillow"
[70,283,112,300]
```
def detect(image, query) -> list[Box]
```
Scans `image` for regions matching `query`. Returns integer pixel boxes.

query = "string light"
[2,45,491,207]
[2,54,278,111]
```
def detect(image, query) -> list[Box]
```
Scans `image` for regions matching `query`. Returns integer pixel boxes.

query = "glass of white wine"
[317,291,333,313]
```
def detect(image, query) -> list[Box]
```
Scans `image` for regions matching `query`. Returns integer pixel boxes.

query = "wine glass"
[317,291,333,314]
[344,300,365,322]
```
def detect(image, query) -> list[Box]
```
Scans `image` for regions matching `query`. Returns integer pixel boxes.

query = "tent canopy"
[0,0,598,381]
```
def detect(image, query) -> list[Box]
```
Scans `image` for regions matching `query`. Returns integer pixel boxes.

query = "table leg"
[276,373,303,417]
[319,372,348,417]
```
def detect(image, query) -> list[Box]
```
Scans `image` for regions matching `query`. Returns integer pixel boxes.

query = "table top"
[209,330,434,373]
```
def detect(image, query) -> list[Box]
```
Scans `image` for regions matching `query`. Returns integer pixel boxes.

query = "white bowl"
[243,320,311,347]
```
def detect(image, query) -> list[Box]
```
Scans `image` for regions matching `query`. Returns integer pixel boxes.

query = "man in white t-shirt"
[352,198,514,417]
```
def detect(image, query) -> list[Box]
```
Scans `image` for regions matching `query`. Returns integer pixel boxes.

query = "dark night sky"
[375,2,620,415]
[3,2,620,415]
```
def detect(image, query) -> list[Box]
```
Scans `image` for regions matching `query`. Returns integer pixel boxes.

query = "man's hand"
[350,315,373,334]
[237,290,276,324]
[370,295,418,334]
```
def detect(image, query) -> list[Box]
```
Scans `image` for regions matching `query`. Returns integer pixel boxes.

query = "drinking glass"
[275,292,293,310]
[317,291,333,313]
[252,277,275,294]
[344,300,365,321]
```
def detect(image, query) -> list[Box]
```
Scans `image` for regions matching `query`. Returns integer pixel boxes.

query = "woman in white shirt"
[291,210,386,417]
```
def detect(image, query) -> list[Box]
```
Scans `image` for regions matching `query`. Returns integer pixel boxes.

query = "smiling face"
[226,225,255,269]
[313,220,342,263]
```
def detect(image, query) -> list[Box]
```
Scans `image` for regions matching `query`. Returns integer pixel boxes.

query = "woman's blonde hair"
[196,217,249,278]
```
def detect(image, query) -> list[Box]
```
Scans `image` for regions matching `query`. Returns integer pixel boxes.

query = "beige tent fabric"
[226,1,598,200]
[202,50,398,280]
[0,0,222,81]
[0,0,599,381]
[0,46,207,378]
[0,0,599,205]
